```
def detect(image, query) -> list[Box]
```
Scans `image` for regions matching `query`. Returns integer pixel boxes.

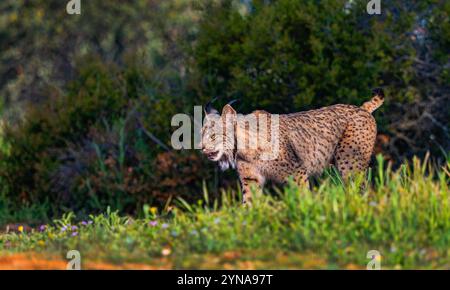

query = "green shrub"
[50,117,213,217]
[191,0,449,160]
[0,59,126,204]
[0,57,214,218]
[193,0,396,111]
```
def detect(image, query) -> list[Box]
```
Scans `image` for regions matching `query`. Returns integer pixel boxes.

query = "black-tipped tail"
[361,87,385,113]
[372,87,385,99]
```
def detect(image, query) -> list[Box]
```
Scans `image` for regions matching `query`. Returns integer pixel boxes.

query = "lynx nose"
[204,150,218,160]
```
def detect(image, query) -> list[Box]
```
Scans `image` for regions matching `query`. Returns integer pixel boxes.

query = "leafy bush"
[0,58,214,218]
[0,0,199,115]
[51,118,213,216]
[191,0,449,160]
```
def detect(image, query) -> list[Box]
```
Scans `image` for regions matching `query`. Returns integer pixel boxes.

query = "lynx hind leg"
[293,167,310,189]
[237,162,264,205]
[335,113,377,179]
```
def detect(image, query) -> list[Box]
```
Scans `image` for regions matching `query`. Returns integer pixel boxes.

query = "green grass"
[0,156,449,269]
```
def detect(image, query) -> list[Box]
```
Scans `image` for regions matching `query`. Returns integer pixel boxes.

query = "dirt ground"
[0,251,365,270]
[0,253,170,270]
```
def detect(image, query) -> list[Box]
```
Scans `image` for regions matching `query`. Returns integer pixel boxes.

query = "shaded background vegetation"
[0,0,448,221]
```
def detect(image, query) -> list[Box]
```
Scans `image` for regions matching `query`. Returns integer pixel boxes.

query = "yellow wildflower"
[150,207,158,215]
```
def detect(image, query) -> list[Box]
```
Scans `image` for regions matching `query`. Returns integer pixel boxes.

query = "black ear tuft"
[372,87,385,99]
[205,97,220,114]
[227,99,240,106]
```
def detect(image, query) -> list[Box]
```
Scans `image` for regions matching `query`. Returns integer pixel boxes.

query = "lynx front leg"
[237,161,264,205]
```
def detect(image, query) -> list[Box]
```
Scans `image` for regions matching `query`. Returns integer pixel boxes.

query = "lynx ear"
[222,104,236,116]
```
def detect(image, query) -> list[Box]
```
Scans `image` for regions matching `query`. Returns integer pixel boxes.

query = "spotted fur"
[201,88,385,204]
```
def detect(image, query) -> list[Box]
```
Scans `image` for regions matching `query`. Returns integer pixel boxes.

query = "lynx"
[201,88,385,204]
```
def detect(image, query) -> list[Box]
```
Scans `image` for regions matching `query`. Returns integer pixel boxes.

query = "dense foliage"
[0,1,214,218]
[0,0,448,220]
[191,0,449,160]
[0,0,197,115]
[0,58,214,219]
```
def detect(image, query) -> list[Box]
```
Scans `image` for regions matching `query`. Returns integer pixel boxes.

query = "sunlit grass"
[0,156,449,269]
